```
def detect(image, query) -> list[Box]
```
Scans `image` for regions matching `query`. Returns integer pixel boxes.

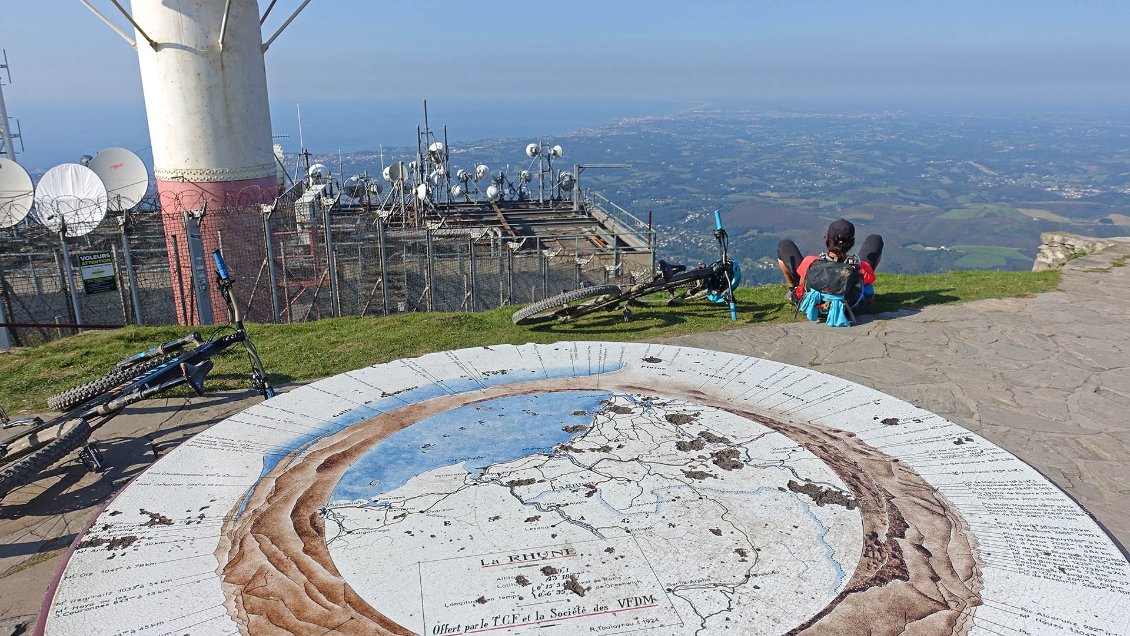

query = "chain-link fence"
[0,186,653,347]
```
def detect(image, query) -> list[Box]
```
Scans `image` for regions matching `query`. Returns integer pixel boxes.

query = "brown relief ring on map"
[217,376,982,636]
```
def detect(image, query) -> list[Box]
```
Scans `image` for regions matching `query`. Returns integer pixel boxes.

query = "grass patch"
[0,270,1060,414]
[950,244,1032,269]
[938,204,1024,221]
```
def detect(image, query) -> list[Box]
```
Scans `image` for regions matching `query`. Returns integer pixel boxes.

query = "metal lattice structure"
[0,185,653,347]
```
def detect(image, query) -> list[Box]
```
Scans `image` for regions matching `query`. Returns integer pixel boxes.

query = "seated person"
[777,219,883,308]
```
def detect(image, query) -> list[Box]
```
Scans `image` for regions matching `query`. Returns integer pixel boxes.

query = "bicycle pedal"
[2,416,43,429]
[78,445,105,473]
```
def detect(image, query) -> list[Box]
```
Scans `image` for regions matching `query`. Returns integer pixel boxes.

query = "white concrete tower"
[131,0,278,324]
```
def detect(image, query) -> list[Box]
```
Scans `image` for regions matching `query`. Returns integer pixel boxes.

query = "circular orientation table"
[41,343,1129,635]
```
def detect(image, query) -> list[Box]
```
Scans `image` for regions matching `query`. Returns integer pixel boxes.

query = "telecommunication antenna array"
[0,50,25,161]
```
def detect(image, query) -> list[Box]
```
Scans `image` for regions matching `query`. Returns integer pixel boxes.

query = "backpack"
[804,255,863,300]
[798,255,866,327]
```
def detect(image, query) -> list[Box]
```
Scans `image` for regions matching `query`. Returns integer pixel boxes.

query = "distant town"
[300,109,1130,285]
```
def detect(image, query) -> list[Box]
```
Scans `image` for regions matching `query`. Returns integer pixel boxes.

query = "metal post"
[507,248,515,305]
[468,237,477,312]
[183,215,214,325]
[497,235,504,307]
[613,234,621,281]
[120,219,143,325]
[28,255,42,296]
[0,267,10,348]
[574,243,581,290]
[322,202,340,317]
[58,234,84,328]
[542,252,549,299]
[378,215,391,316]
[425,227,435,312]
[262,210,281,323]
[171,238,189,326]
[279,242,291,322]
[356,238,363,315]
[573,165,581,212]
[0,52,17,161]
[111,243,130,324]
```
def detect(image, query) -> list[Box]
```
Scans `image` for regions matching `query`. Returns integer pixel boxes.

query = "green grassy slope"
[0,270,1060,413]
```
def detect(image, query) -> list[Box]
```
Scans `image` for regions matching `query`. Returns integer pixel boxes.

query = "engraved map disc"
[43,343,1129,635]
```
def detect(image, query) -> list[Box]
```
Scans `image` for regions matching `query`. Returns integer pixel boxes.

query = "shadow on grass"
[869,288,960,314]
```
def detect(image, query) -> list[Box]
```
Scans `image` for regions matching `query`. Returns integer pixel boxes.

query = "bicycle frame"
[511,210,739,325]
[1,251,274,481]
[80,250,274,411]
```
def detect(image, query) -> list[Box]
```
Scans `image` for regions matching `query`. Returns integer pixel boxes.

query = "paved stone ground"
[0,391,265,635]
[656,239,1130,554]
[1,241,1128,635]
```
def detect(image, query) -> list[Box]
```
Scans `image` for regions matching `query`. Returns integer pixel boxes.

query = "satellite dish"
[415,183,429,201]
[551,145,564,158]
[525,143,540,158]
[558,172,576,189]
[486,184,502,201]
[450,184,464,197]
[344,176,367,199]
[456,169,470,183]
[33,163,108,237]
[308,163,328,181]
[387,162,407,183]
[382,166,391,182]
[519,170,531,184]
[88,147,149,212]
[427,141,445,159]
[368,181,384,196]
[474,164,489,181]
[0,158,35,228]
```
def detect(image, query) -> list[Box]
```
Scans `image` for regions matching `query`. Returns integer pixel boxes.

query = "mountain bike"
[512,210,740,325]
[0,250,275,499]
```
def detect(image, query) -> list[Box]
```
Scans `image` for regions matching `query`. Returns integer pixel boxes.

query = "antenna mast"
[0,50,23,161]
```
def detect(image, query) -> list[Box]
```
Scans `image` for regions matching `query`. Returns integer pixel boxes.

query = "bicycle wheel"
[512,285,622,326]
[0,419,91,498]
[48,353,178,413]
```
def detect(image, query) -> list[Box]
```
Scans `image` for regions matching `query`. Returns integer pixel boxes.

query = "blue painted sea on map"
[331,390,612,503]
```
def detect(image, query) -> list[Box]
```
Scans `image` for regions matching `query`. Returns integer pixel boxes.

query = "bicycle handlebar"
[714,209,723,231]
[212,250,231,282]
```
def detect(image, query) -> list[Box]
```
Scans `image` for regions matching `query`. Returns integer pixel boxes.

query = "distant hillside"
[306,109,1130,285]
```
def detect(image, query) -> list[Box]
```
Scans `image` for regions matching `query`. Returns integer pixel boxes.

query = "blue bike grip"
[212,250,230,281]
[730,301,737,321]
[714,209,723,230]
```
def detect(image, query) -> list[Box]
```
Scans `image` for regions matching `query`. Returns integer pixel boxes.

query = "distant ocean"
[267,96,699,153]
[21,96,693,172]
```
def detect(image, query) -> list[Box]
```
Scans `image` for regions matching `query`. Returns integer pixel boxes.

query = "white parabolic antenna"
[0,158,35,228]
[387,162,407,183]
[343,175,366,199]
[88,147,149,212]
[33,163,108,237]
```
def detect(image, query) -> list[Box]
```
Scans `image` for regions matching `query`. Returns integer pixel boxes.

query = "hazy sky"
[3,0,1129,168]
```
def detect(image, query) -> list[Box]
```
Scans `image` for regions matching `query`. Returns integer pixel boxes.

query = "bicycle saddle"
[658,260,686,281]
